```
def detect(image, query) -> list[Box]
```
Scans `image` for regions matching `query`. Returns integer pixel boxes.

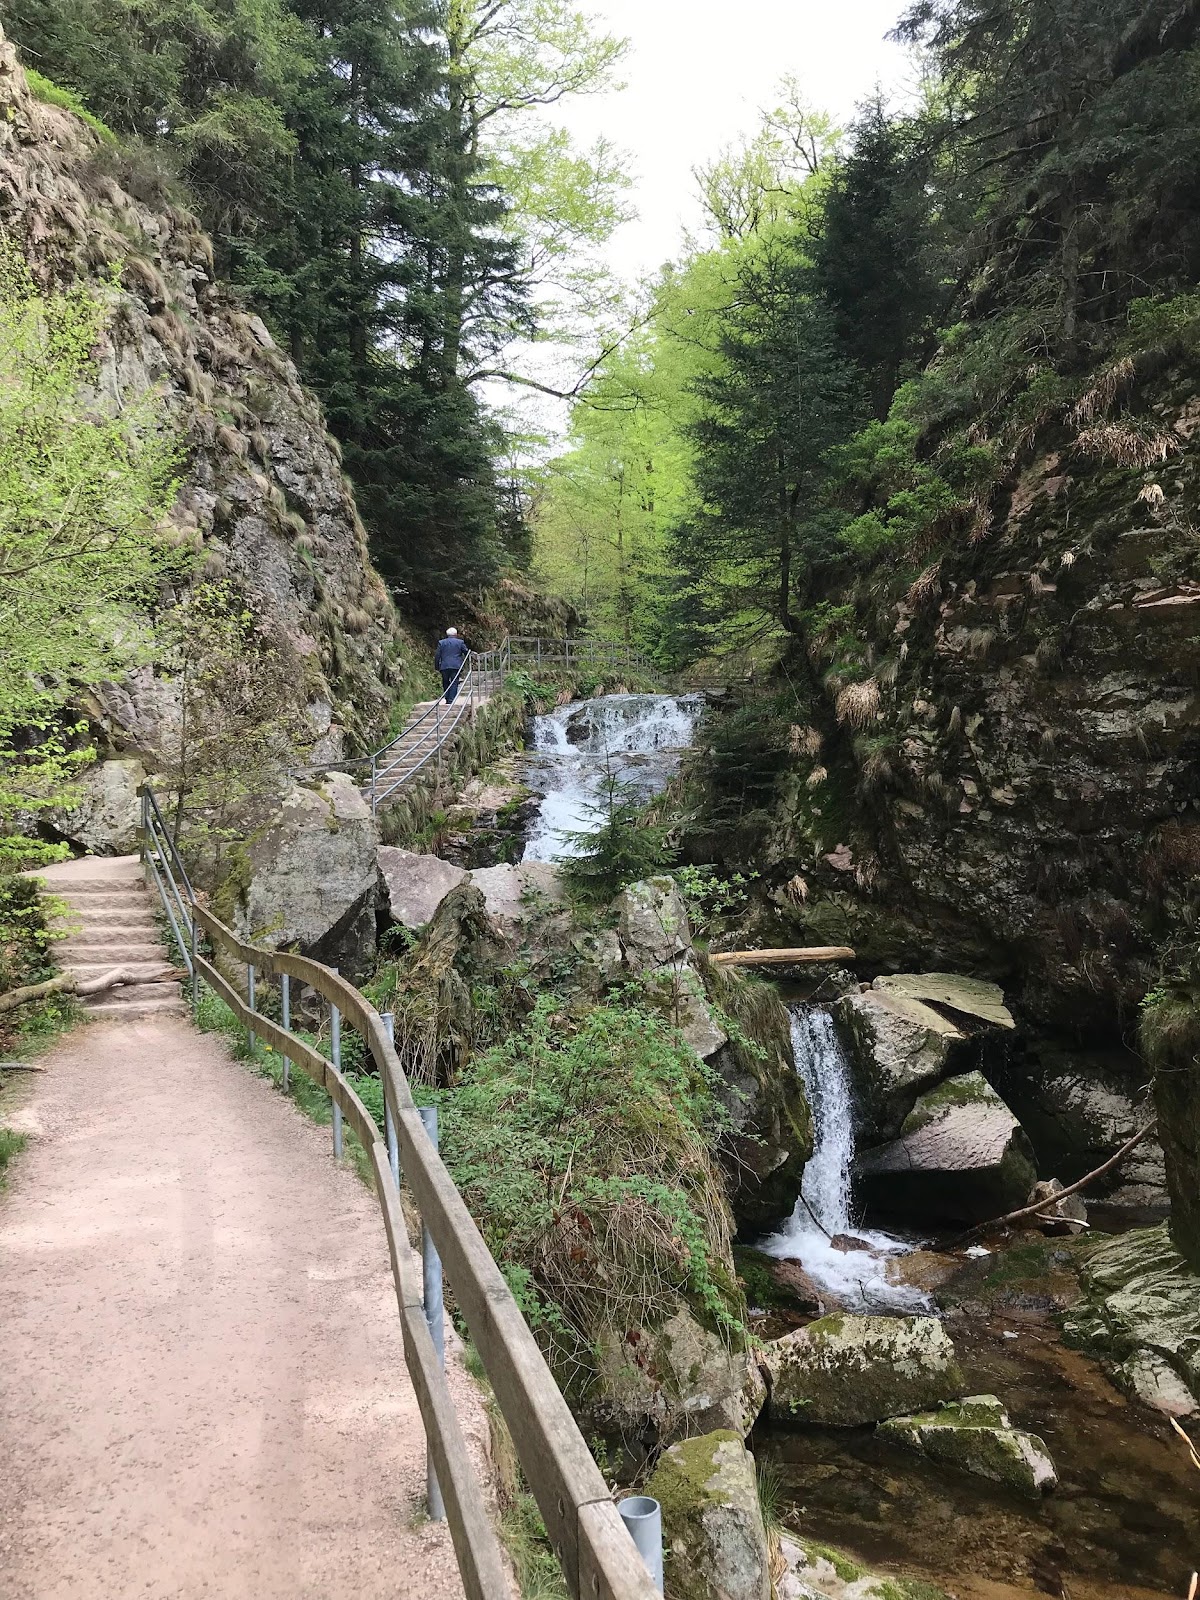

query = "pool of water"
[758,1307,1198,1600]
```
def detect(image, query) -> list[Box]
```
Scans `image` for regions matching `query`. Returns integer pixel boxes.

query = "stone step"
[59,940,169,966]
[83,977,183,1004]
[58,921,160,941]
[85,994,187,1019]
[52,889,150,912]
[51,905,158,926]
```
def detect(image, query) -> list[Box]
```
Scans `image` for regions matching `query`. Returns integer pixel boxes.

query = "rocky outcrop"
[615,876,692,968]
[763,1314,965,1427]
[988,1036,1167,1219]
[470,861,567,930]
[779,1538,952,1600]
[592,1307,765,1443]
[646,1430,770,1600]
[377,848,469,930]
[1063,1224,1200,1419]
[232,772,379,977]
[877,1395,1058,1498]
[0,37,409,804]
[48,757,147,856]
[857,1072,1038,1226]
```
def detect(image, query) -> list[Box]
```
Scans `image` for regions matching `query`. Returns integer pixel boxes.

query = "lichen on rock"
[763,1314,966,1427]
[877,1394,1058,1498]
[646,1429,771,1600]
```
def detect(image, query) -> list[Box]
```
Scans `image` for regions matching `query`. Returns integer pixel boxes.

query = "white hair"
[445,626,458,636]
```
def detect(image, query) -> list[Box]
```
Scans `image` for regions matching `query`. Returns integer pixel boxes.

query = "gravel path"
[0,1016,490,1598]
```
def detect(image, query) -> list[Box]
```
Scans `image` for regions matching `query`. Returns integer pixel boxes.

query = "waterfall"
[760,1006,929,1312]
[523,693,704,863]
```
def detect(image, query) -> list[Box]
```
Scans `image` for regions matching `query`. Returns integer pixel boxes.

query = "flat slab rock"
[763,1314,965,1427]
[469,862,565,926]
[877,1394,1058,1498]
[873,973,1015,1030]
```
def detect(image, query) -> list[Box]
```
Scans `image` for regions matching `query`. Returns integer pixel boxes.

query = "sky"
[555,0,915,283]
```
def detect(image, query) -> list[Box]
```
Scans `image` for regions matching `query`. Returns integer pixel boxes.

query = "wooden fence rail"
[140,789,658,1600]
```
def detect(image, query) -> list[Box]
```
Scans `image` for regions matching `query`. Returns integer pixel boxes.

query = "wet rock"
[49,757,147,854]
[234,771,378,977]
[646,1429,770,1600]
[857,1072,1038,1226]
[593,1306,765,1442]
[470,861,566,929]
[615,875,691,968]
[1063,1223,1200,1417]
[1027,1178,1088,1235]
[877,1394,1058,1498]
[736,1247,828,1318]
[377,848,467,929]
[763,1314,965,1427]
[1116,1350,1199,1421]
[835,986,967,1143]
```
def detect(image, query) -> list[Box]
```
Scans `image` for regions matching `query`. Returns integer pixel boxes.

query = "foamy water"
[759,1007,929,1312]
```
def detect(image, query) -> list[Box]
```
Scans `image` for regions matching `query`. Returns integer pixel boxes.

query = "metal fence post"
[190,916,198,1011]
[419,1104,446,1523]
[246,962,256,1052]
[619,1498,664,1593]
[280,972,291,1094]
[331,973,342,1160]
[382,1013,399,1188]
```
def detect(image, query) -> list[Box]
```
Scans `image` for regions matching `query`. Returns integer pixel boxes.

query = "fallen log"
[709,946,856,966]
[953,1118,1159,1246]
[0,965,183,1015]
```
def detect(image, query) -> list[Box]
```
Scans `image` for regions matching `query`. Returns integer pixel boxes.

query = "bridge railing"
[509,637,655,675]
[139,784,658,1600]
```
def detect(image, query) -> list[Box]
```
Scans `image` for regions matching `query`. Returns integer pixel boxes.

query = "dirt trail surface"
[0,1016,491,1599]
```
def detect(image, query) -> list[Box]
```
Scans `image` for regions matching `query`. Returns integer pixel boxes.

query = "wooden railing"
[139,787,658,1600]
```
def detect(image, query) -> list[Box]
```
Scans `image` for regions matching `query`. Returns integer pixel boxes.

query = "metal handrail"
[136,787,657,1600]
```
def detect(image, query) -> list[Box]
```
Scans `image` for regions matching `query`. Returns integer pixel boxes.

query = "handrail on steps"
[138,784,659,1600]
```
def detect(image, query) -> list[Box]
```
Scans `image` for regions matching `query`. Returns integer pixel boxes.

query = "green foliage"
[437,995,741,1384]
[500,1492,570,1600]
[672,865,752,940]
[23,67,115,139]
[0,1129,29,1185]
[560,764,675,902]
[0,247,178,822]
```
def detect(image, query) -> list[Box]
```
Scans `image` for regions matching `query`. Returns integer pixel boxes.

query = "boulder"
[877,1395,1057,1498]
[779,1536,953,1600]
[1115,1350,1199,1421]
[234,771,378,977]
[856,1072,1038,1226]
[615,876,691,969]
[646,1430,770,1600]
[593,1306,766,1442]
[763,1314,965,1427]
[377,847,467,929]
[645,958,729,1061]
[1063,1223,1200,1418]
[835,986,967,1143]
[50,757,147,855]
[1027,1178,1088,1235]
[470,861,566,929]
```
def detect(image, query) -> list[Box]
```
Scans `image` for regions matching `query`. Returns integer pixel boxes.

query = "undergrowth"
[0,1128,28,1185]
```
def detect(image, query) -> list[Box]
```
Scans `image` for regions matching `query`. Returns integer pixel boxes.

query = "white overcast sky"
[555,0,915,282]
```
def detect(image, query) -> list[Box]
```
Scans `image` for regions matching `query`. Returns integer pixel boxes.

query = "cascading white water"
[523,693,704,863]
[760,1006,929,1312]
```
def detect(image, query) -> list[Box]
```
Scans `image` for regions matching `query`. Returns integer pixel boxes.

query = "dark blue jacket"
[435,635,470,673]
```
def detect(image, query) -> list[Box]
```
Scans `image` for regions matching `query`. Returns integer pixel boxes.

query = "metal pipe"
[419,1104,445,1522]
[246,963,256,1054]
[190,915,198,1010]
[618,1498,664,1593]
[382,1012,399,1187]
[331,983,342,1159]
[280,973,291,1093]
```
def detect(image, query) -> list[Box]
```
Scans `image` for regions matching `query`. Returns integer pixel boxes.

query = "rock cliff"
[0,33,412,807]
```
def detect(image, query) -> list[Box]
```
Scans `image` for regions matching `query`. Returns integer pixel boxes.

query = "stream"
[516,691,1197,1599]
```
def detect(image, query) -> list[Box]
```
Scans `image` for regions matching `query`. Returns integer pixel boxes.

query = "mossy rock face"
[782,1534,953,1600]
[877,1395,1058,1499]
[1063,1223,1200,1416]
[762,1314,966,1427]
[645,1429,770,1600]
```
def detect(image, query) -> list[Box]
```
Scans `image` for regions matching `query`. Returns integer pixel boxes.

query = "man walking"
[434,626,470,704]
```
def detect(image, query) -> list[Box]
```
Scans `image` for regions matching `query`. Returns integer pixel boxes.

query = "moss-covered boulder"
[778,1534,953,1600]
[1063,1223,1200,1418]
[762,1314,965,1427]
[877,1395,1057,1498]
[857,1072,1037,1226]
[646,1429,770,1600]
[592,1306,766,1444]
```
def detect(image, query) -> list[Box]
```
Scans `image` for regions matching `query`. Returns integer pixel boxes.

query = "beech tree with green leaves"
[0,247,177,825]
